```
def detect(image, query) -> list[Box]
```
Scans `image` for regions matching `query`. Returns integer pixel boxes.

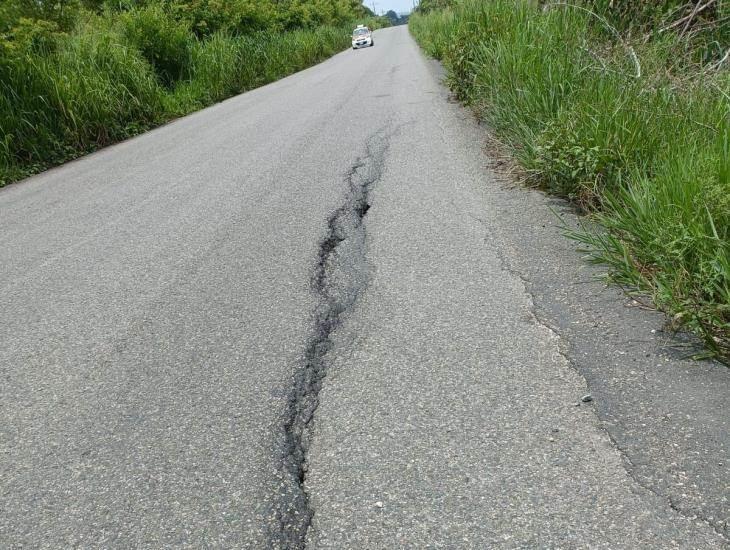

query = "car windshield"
[353,28,369,36]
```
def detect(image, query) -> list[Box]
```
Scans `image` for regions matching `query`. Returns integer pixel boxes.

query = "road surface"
[1,26,728,548]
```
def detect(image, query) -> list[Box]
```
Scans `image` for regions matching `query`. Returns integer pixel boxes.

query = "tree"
[384,9,399,25]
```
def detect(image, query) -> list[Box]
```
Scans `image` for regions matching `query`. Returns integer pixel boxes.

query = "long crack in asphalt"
[272,129,390,549]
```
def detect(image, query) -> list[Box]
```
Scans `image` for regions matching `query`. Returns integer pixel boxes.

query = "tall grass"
[168,26,347,112]
[0,12,375,185]
[411,0,730,360]
[0,27,162,180]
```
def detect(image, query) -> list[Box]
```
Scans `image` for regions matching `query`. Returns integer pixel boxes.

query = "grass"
[410,0,730,361]
[167,26,349,113]
[0,12,384,185]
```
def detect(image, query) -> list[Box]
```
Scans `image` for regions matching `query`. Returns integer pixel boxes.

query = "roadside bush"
[575,136,730,357]
[169,0,277,37]
[0,27,162,178]
[121,6,193,86]
[1,17,66,56]
[584,0,729,63]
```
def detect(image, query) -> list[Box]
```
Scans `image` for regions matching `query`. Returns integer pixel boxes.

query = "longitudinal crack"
[273,130,389,549]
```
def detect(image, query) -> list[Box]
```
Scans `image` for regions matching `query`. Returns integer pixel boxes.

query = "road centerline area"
[275,129,390,548]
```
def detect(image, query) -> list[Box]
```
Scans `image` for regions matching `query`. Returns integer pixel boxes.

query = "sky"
[365,0,416,15]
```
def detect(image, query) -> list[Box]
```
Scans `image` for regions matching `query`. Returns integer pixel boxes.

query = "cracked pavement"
[276,130,390,547]
[1,26,728,548]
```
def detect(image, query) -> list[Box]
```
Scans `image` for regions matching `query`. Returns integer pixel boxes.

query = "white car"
[352,25,374,49]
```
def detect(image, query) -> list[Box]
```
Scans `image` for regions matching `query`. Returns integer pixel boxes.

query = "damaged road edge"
[272,129,390,549]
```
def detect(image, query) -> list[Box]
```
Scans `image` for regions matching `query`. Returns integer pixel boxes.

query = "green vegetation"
[410,0,729,361]
[0,0,388,185]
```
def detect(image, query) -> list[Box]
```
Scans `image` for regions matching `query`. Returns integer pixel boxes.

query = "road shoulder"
[423,51,730,540]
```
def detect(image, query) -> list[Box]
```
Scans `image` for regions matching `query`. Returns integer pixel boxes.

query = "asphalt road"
[1,26,727,548]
